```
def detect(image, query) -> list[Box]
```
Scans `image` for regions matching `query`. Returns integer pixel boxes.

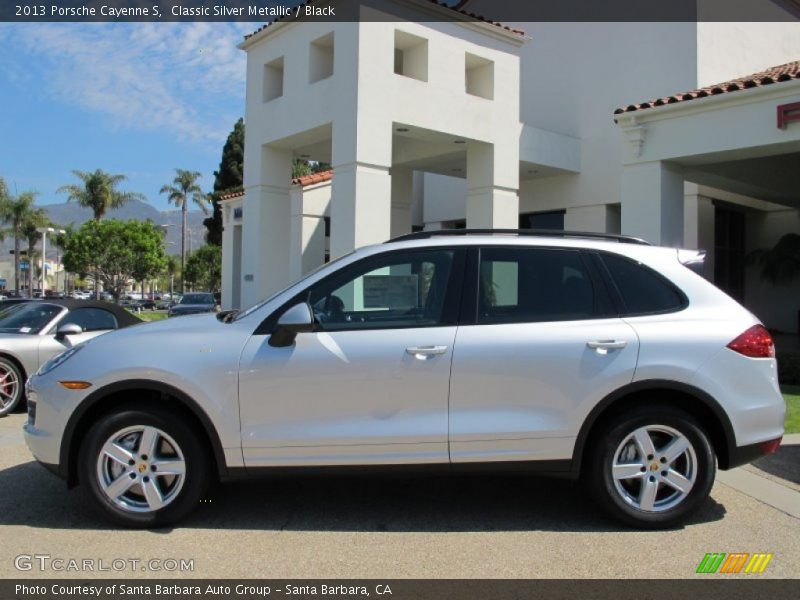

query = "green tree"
[748,233,800,285]
[160,169,209,295]
[21,208,49,295]
[0,184,38,294]
[204,118,244,246]
[62,220,168,301]
[183,245,222,292]
[57,169,145,220]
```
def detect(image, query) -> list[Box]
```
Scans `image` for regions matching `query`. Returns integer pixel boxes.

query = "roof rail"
[387,229,651,245]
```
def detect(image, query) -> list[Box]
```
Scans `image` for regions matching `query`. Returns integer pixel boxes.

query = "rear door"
[448,245,639,464]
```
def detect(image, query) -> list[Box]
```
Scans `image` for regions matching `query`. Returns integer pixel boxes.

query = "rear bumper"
[725,436,783,470]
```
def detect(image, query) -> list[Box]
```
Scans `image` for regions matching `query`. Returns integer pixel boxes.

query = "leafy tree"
[57,169,145,221]
[204,118,244,246]
[62,220,168,301]
[747,233,800,285]
[184,244,222,292]
[160,169,209,295]
[0,185,38,294]
[21,208,49,294]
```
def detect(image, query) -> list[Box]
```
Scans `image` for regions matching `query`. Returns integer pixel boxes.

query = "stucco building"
[221,2,800,332]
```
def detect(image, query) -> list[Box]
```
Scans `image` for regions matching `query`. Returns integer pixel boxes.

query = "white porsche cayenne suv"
[24,230,785,528]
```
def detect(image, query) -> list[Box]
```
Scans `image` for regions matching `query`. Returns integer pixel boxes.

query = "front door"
[238,247,464,467]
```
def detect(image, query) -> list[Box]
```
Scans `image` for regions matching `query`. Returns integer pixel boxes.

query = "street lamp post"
[36,227,55,296]
[53,229,66,297]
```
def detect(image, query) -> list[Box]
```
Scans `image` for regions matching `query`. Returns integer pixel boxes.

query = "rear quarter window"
[599,252,686,315]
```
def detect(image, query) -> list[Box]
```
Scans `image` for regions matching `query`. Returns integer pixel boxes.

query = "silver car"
[24,231,785,528]
[0,300,141,416]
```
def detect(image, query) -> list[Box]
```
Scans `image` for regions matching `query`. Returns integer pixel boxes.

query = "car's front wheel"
[587,405,715,529]
[78,406,210,527]
[0,357,24,417]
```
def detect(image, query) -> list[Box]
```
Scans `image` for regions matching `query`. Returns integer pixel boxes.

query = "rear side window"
[600,253,685,315]
[64,308,119,332]
[478,247,605,324]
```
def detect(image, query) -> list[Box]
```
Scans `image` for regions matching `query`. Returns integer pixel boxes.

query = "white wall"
[697,23,800,87]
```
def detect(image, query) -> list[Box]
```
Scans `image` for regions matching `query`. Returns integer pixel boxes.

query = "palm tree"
[57,169,144,221]
[748,233,800,285]
[0,188,38,295]
[160,169,209,294]
[21,209,49,296]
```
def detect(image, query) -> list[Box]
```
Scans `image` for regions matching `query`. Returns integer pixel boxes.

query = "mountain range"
[10,199,209,258]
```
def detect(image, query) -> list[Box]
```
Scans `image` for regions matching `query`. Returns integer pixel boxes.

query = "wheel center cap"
[650,463,659,472]
[138,464,147,474]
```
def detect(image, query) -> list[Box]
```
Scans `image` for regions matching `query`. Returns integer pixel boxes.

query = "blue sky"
[0,22,256,211]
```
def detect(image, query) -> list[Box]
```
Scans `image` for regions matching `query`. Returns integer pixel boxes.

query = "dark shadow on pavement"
[0,460,726,533]
[752,443,800,486]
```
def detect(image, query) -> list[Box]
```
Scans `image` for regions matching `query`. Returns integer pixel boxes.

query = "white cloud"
[0,22,252,142]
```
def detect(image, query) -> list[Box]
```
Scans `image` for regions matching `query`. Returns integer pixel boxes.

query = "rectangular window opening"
[465,52,494,100]
[309,33,334,83]
[263,56,284,102]
[394,30,428,82]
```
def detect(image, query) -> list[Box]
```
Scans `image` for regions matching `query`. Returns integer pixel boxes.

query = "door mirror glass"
[55,322,83,341]
[270,302,314,347]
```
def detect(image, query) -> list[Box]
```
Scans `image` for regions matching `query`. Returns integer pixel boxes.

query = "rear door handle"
[406,345,448,359]
[587,340,627,354]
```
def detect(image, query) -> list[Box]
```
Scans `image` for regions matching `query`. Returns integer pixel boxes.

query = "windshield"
[180,293,214,305]
[0,303,63,334]
[233,250,356,322]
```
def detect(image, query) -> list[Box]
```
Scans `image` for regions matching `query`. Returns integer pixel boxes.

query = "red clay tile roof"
[219,190,244,201]
[217,170,334,199]
[244,0,525,41]
[615,60,800,115]
[292,169,334,186]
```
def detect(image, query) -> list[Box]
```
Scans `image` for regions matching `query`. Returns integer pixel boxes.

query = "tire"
[78,406,210,527]
[0,357,24,417]
[586,404,715,529]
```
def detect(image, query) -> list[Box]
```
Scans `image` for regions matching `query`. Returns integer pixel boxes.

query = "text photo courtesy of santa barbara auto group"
[0,0,798,598]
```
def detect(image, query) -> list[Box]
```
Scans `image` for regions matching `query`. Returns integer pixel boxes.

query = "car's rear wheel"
[587,405,715,529]
[78,406,209,527]
[0,357,23,417]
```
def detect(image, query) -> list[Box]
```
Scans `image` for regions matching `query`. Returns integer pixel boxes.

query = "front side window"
[308,249,456,331]
[478,247,599,324]
[64,308,119,332]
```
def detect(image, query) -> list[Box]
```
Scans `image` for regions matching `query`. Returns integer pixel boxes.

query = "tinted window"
[181,294,215,305]
[64,308,118,332]
[478,248,597,324]
[600,253,685,315]
[308,249,455,331]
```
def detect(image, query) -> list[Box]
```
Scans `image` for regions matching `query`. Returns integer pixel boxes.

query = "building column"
[390,167,413,239]
[329,119,392,259]
[220,203,235,310]
[621,161,685,246]
[241,146,293,306]
[684,185,715,278]
[466,141,519,229]
[289,186,327,280]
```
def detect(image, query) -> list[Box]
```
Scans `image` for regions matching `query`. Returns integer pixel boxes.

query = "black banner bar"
[1,580,799,600]
[2,0,800,23]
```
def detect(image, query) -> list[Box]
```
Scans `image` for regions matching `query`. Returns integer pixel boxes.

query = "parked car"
[24,230,785,528]
[0,300,141,416]
[167,292,218,317]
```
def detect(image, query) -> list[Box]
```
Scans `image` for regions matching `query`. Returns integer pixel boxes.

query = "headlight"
[38,345,85,376]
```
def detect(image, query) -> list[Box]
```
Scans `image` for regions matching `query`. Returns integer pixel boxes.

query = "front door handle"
[587,340,627,354]
[406,345,448,359]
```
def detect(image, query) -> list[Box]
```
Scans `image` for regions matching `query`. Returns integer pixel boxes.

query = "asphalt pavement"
[0,412,798,579]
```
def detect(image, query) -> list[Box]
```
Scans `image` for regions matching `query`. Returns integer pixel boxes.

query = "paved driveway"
[0,412,797,579]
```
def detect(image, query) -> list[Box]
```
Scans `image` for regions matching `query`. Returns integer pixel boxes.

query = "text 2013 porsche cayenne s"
[24,231,785,528]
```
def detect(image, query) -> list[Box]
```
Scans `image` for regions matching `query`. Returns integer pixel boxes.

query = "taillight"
[727,325,775,358]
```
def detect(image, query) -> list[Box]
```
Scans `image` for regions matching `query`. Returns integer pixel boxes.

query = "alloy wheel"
[96,425,186,513]
[611,424,697,512]
[0,365,20,411]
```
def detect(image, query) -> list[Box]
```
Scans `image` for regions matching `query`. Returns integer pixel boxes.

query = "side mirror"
[269,302,314,347]
[56,322,83,341]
